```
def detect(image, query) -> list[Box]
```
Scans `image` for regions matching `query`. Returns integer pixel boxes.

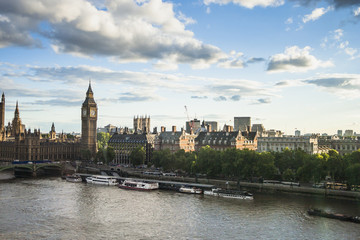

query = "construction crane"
[184,105,195,133]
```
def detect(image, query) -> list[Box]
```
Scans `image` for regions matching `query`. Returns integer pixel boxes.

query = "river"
[1,177,360,240]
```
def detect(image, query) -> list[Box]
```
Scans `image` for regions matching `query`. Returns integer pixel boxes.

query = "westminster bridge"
[0,161,65,177]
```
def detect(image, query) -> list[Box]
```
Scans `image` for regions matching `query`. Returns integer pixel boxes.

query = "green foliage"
[130,146,146,166]
[96,146,115,165]
[150,147,360,184]
[97,132,111,149]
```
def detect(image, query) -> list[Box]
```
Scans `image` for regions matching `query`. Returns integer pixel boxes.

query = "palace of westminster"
[0,84,97,162]
[1,83,360,164]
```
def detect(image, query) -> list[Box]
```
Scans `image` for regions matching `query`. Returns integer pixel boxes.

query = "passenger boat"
[204,188,254,200]
[118,179,159,190]
[85,175,118,186]
[65,174,82,183]
[307,208,360,224]
[179,186,203,194]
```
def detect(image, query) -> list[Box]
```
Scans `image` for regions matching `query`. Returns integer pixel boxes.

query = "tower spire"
[14,101,19,118]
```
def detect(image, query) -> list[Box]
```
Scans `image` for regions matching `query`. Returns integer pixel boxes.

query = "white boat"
[118,179,159,191]
[66,174,82,183]
[204,188,253,200]
[86,175,118,186]
[179,186,203,194]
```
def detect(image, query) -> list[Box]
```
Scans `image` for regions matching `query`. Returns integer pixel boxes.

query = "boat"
[65,174,82,183]
[307,208,360,224]
[85,175,118,186]
[118,179,159,190]
[204,188,254,200]
[179,186,203,194]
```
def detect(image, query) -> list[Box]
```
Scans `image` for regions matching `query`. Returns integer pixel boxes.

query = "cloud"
[267,46,333,73]
[230,95,241,101]
[321,29,359,59]
[302,7,333,23]
[0,0,229,68]
[246,57,266,64]
[191,96,208,99]
[252,98,271,104]
[203,0,285,9]
[1,62,278,107]
[355,7,360,16]
[303,74,360,98]
[117,92,157,103]
[291,0,360,9]
[214,96,227,101]
[33,99,82,106]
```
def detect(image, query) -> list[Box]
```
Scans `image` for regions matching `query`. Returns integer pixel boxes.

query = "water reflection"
[1,178,360,240]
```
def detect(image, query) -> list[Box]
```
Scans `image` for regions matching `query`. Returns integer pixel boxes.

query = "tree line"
[149,146,360,186]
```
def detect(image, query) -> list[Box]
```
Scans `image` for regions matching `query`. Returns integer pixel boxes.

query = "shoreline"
[119,168,360,201]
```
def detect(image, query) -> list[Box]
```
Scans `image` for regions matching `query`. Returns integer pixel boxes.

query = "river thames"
[1,176,360,240]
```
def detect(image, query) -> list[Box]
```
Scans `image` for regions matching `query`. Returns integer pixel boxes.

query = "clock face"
[82,109,87,116]
[90,109,96,117]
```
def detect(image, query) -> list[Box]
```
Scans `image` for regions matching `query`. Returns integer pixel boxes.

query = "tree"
[97,132,111,149]
[282,168,295,181]
[345,163,360,186]
[130,146,146,166]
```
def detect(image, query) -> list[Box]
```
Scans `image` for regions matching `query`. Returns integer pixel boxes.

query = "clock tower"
[81,82,98,156]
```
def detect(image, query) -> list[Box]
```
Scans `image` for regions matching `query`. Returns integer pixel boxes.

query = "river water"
[1,177,360,240]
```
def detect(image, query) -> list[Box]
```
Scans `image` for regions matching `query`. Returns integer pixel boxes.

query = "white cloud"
[354,7,360,16]
[203,0,284,9]
[1,62,278,105]
[267,46,333,73]
[0,0,228,68]
[302,6,333,23]
[322,29,360,60]
[285,17,293,24]
[304,73,360,99]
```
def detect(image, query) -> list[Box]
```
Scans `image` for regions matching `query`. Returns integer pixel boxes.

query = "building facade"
[81,83,98,155]
[234,117,251,132]
[0,85,97,162]
[154,126,197,153]
[108,133,155,165]
[195,130,257,151]
[134,115,150,133]
[257,135,321,154]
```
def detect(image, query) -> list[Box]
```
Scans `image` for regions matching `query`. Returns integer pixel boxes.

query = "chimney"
[161,126,166,132]
[207,124,212,132]
[172,126,176,132]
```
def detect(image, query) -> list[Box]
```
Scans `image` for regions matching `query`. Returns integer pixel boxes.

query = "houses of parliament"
[0,84,98,162]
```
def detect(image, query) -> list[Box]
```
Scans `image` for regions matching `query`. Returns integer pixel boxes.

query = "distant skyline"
[0,0,360,135]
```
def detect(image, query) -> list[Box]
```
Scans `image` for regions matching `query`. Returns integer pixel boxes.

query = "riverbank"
[116,167,360,201]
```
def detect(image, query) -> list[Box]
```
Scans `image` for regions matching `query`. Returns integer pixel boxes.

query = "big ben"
[81,82,98,156]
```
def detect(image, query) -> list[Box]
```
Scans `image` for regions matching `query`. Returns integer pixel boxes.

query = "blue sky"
[0,0,360,135]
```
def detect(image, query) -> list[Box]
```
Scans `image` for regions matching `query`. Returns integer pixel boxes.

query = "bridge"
[0,162,63,177]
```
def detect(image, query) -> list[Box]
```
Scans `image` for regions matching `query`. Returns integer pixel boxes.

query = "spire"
[14,101,19,118]
[86,80,93,97]
[1,92,4,102]
[51,122,55,132]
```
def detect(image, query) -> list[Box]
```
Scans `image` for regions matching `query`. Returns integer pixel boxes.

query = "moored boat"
[118,179,159,190]
[204,188,253,200]
[179,186,203,194]
[66,174,82,183]
[307,208,360,224]
[86,175,118,186]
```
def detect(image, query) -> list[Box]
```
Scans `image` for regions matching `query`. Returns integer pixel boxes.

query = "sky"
[0,0,360,135]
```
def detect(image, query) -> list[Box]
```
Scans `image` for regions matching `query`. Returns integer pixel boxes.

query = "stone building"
[318,135,360,155]
[257,135,322,155]
[134,115,150,133]
[195,129,257,151]
[154,126,197,153]
[0,84,97,162]
[234,117,251,132]
[108,132,156,165]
